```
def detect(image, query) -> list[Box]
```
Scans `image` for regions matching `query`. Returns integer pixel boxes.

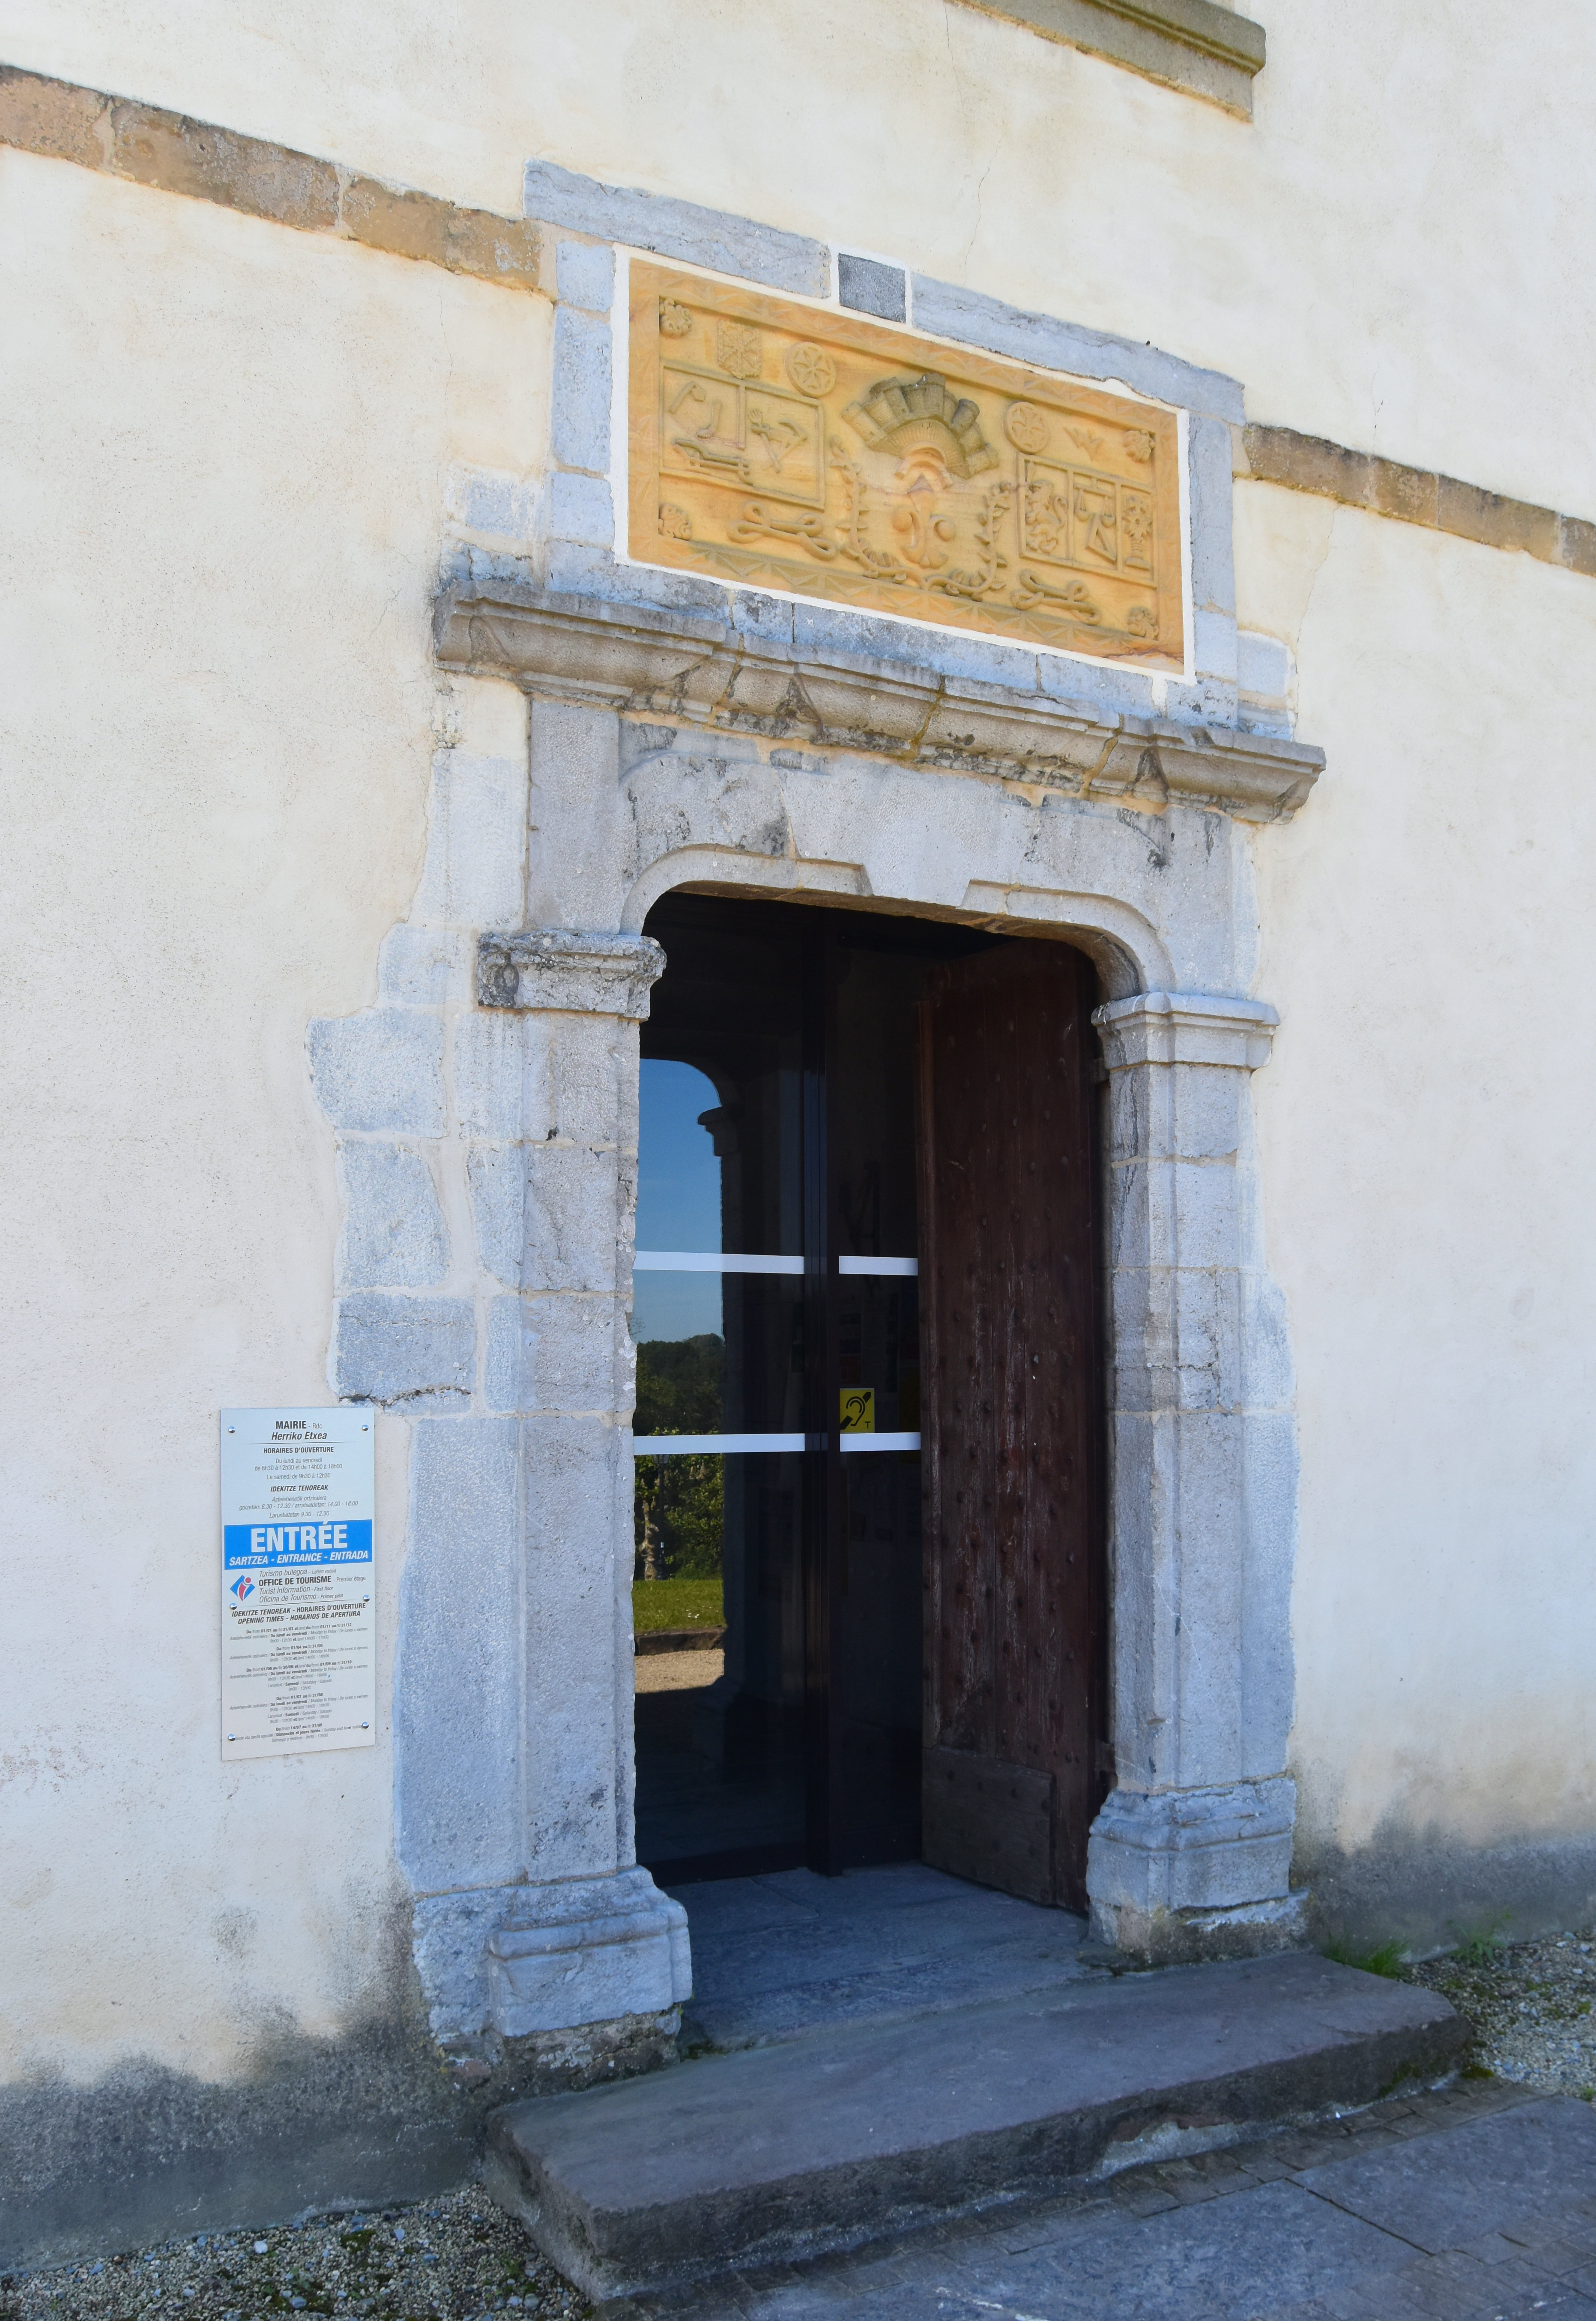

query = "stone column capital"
[1094,989,1279,1072]
[477,928,666,1018]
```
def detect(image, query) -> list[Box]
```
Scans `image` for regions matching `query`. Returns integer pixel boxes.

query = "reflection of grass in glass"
[634,1576,726,1632]
[635,1336,725,1581]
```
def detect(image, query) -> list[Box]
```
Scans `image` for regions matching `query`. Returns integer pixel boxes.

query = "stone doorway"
[630,892,1107,1906]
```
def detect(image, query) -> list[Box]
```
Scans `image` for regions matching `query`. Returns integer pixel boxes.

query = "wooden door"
[918,941,1105,1910]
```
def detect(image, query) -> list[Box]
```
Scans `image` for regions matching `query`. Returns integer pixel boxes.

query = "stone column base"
[1087,1779,1309,1965]
[485,1868,692,2038]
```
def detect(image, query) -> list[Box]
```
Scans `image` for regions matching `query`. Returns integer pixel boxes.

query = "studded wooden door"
[918,940,1106,1911]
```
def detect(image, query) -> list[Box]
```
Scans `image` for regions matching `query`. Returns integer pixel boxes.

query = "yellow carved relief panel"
[628,263,1184,671]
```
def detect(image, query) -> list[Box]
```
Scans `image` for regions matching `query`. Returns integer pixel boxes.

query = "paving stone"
[1297,2098,1596,2256]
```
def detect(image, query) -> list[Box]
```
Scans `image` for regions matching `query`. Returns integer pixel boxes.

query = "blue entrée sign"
[224,1519,374,1569]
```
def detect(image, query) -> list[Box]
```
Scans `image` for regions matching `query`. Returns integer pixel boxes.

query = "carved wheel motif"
[1005,401,1050,453]
[786,342,837,398]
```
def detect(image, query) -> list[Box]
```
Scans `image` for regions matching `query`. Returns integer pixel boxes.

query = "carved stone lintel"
[477,928,666,1017]
[437,584,1324,824]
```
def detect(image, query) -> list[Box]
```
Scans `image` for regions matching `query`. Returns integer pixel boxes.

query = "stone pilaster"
[465,926,689,2042]
[1086,991,1306,1963]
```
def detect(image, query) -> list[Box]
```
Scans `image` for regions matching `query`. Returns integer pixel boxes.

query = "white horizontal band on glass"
[837,1255,919,1276]
[633,1432,804,1456]
[840,1432,922,1452]
[634,1251,803,1274]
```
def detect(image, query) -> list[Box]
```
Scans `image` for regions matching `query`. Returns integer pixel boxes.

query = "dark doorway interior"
[631,894,1106,1901]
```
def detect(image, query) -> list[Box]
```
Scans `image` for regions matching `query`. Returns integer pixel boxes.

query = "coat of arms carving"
[628,263,1184,670]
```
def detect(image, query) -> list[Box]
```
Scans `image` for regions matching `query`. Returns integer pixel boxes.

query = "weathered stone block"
[0,63,108,168]
[486,1294,624,1416]
[1236,629,1291,703]
[308,1009,446,1137]
[1560,515,1596,578]
[447,464,539,545]
[376,924,460,1007]
[1437,474,1560,561]
[552,307,612,473]
[412,750,528,929]
[523,157,829,296]
[910,274,1246,425]
[341,174,541,287]
[1187,417,1237,619]
[109,99,339,229]
[335,1141,449,1289]
[556,238,614,314]
[329,1292,474,1411]
[396,1417,523,1899]
[468,1145,527,1288]
[523,1144,623,1295]
[486,1869,690,2037]
[544,470,613,549]
[455,1012,544,1143]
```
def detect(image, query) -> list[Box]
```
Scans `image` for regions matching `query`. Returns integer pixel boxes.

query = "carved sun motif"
[658,298,693,337]
[1122,428,1156,463]
[658,503,693,539]
[1005,401,1050,453]
[715,322,763,379]
[786,342,837,398]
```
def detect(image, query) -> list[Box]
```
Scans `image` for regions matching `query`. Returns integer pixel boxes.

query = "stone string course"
[0,64,543,290]
[1240,422,1596,579]
[4,61,1593,582]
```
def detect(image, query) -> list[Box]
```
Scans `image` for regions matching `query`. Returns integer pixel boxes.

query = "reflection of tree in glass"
[634,1336,724,1581]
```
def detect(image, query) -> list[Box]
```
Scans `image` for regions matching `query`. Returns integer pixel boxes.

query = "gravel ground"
[1405,1922,1596,2094]
[11,1926,1596,2319]
[0,2188,586,2321]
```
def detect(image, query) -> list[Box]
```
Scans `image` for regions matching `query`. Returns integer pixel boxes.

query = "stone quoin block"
[335,1141,449,1289]
[556,237,614,314]
[375,924,460,1008]
[1187,415,1239,617]
[523,156,831,296]
[484,1294,625,1415]
[467,1145,528,1289]
[551,306,612,474]
[395,1417,523,1898]
[543,469,613,549]
[329,1293,475,1411]
[411,751,529,930]
[308,1008,446,1137]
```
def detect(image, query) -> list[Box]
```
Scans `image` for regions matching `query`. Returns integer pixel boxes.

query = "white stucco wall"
[0,0,1590,517]
[0,147,547,2077]
[1236,481,1596,1912]
[3,0,1595,2127]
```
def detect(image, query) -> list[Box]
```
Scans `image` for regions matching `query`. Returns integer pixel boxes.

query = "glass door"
[631,893,1002,1881]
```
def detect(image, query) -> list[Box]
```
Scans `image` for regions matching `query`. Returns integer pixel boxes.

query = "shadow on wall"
[1298,1821,1596,1957]
[0,1896,669,2274]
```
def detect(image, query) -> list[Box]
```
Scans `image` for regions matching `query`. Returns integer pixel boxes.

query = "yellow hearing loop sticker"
[840,1388,875,1434]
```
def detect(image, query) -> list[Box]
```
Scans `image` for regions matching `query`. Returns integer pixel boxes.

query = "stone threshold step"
[485,1950,1464,2302]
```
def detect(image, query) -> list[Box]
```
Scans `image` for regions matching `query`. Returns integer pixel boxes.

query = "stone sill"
[956,0,1266,118]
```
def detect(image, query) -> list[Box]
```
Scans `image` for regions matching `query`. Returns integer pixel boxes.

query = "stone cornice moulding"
[477,929,666,1018]
[1095,989,1279,1071]
[436,585,1324,826]
[954,0,1266,119]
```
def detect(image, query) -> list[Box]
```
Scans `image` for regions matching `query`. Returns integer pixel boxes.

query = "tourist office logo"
[219,1406,376,1761]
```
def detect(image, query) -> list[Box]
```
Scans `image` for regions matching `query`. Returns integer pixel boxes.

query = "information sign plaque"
[220,1406,375,1760]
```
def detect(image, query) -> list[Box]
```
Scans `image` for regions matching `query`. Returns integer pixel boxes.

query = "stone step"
[485,1951,1466,2302]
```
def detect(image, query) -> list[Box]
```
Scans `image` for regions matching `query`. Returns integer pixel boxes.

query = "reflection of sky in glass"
[633,1269,724,1345]
[636,1060,724,1342]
